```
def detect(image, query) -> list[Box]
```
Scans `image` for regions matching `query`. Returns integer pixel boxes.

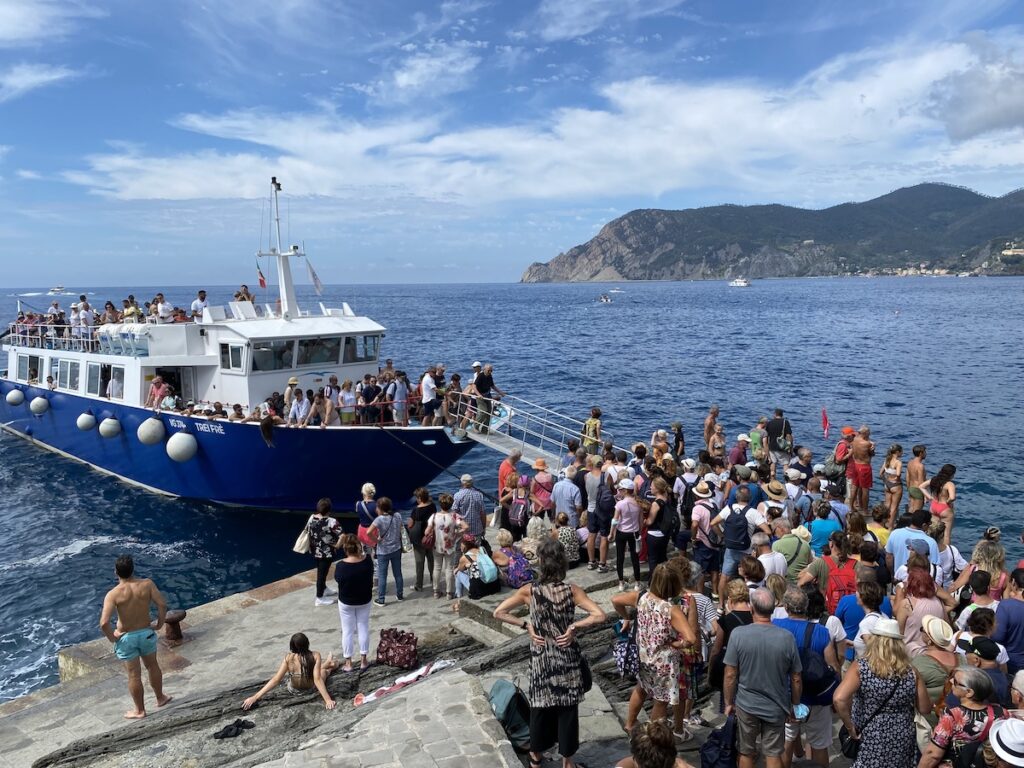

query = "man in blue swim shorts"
[100,555,173,719]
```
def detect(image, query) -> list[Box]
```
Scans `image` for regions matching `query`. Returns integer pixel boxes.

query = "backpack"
[505,550,534,588]
[678,478,697,528]
[823,444,847,479]
[488,679,531,751]
[657,497,680,540]
[824,556,858,614]
[475,551,499,583]
[695,500,722,548]
[723,504,753,551]
[595,473,616,516]
[784,487,804,525]
[700,713,738,768]
[798,621,839,705]
[509,491,529,527]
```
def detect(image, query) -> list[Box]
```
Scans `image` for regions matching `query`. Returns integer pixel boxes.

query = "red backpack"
[824,556,857,614]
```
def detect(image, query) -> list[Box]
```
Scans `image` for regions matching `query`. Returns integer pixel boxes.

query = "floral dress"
[852,659,918,768]
[637,592,679,705]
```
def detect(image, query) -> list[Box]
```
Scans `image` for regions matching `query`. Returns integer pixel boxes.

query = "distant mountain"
[520,183,1024,282]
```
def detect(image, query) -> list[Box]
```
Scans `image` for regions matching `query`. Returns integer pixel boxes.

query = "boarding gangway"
[458,394,631,469]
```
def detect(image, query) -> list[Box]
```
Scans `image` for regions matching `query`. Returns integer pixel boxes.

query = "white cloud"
[389,39,485,99]
[535,0,687,42]
[0,63,79,103]
[0,0,103,47]
[62,33,1024,210]
[17,169,41,179]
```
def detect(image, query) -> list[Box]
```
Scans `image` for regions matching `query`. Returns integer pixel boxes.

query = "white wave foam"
[16,292,43,297]
[0,535,119,571]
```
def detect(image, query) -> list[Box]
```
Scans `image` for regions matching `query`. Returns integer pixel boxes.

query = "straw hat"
[793,525,812,543]
[922,615,953,649]
[765,480,787,501]
[532,457,549,471]
[870,618,903,638]
[693,481,713,499]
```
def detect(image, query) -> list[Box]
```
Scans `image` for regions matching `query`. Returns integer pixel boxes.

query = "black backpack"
[657,497,680,540]
[700,713,737,768]
[595,473,616,516]
[798,621,839,705]
[723,504,753,550]
[488,679,530,751]
[678,478,697,528]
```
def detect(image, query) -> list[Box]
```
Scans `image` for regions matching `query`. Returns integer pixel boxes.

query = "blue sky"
[2,0,1023,286]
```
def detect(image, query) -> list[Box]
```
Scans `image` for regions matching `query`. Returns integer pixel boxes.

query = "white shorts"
[784,704,833,750]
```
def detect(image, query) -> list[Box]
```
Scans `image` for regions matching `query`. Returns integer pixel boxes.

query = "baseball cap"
[841,426,856,436]
[737,433,750,443]
[681,458,697,471]
[617,478,635,491]
[460,473,473,484]
[812,463,826,474]
[906,539,930,556]
[471,361,482,368]
[785,468,806,482]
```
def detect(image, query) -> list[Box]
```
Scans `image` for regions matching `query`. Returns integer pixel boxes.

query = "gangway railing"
[456,392,633,465]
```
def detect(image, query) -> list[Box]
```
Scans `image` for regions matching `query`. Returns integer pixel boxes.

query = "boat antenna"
[272,176,283,254]
[257,176,301,318]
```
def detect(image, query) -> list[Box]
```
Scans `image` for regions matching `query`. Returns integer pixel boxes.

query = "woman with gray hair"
[493,539,605,768]
[919,665,1005,768]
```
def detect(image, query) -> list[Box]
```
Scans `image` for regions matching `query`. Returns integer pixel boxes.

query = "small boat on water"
[608,288,624,294]
[47,285,66,295]
[728,277,751,288]
[598,294,612,303]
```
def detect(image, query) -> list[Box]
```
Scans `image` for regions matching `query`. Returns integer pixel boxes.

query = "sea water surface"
[1,277,1022,701]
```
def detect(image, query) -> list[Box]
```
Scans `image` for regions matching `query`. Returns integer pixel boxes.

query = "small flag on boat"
[821,408,830,440]
[306,258,323,296]
[256,260,267,290]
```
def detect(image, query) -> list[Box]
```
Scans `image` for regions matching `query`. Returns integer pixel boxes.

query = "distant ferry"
[728,277,751,288]
[47,285,66,295]
[0,179,477,512]
[598,294,612,303]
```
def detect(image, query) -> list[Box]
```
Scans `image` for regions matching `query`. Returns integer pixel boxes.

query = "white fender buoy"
[77,413,97,431]
[166,432,198,462]
[29,396,49,415]
[137,417,166,445]
[6,390,24,406]
[99,417,122,438]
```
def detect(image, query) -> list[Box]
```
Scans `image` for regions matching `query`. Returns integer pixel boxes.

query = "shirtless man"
[906,444,927,514]
[99,555,172,719]
[849,425,876,514]
[703,405,719,450]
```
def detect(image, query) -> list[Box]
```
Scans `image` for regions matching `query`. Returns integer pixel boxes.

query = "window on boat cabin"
[107,366,125,400]
[342,335,379,364]
[86,363,102,396]
[296,337,341,366]
[250,339,295,371]
[16,354,42,382]
[219,343,244,371]
[57,360,80,391]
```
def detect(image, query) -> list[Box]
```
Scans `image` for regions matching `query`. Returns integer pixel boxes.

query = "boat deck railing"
[4,324,149,356]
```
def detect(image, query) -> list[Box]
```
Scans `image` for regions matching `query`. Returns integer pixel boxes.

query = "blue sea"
[1,277,1021,702]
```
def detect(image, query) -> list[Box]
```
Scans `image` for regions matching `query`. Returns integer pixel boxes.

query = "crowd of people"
[97,400,1024,768]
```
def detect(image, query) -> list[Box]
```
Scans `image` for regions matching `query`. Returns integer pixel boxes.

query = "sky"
[1,0,1024,286]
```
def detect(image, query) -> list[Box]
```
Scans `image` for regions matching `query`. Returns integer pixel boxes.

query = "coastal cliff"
[521,183,1024,282]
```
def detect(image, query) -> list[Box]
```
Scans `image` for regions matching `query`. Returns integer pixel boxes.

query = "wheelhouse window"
[251,339,294,371]
[219,343,244,371]
[107,366,125,399]
[343,335,379,363]
[16,354,42,382]
[57,360,80,391]
[86,363,102,396]
[297,337,341,366]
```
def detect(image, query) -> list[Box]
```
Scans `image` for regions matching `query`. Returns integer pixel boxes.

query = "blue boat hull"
[0,380,475,511]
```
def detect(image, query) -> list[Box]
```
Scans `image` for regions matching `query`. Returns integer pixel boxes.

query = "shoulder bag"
[838,676,901,759]
[292,515,313,554]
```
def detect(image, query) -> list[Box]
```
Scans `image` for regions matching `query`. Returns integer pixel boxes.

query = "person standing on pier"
[99,555,172,719]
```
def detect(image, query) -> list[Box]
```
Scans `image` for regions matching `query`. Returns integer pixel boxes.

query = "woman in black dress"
[407,487,436,591]
[493,539,605,768]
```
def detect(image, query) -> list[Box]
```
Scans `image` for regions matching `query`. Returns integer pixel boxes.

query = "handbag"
[422,525,436,550]
[613,590,645,680]
[839,677,901,759]
[376,627,419,669]
[400,521,413,553]
[357,502,376,547]
[580,652,593,693]
[292,516,312,554]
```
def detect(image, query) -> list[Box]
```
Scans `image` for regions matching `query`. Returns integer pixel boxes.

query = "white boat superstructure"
[728,277,751,287]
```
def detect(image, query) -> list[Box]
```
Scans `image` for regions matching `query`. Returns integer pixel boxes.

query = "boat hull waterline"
[0,380,475,511]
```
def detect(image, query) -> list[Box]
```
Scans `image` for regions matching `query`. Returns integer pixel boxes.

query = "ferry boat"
[47,285,67,295]
[0,179,478,512]
[728,277,751,288]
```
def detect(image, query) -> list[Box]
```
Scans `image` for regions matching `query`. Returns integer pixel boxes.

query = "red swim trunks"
[850,462,872,488]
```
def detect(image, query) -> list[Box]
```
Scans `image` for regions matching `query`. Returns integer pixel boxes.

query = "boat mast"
[259,176,301,318]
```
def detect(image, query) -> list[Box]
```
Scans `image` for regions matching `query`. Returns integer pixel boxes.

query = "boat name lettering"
[193,422,225,435]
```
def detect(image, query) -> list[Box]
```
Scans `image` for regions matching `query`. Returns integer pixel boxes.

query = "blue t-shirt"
[772,618,831,706]
[726,482,766,508]
[809,518,842,556]
[834,594,894,660]
[994,598,1024,674]
[885,527,940,573]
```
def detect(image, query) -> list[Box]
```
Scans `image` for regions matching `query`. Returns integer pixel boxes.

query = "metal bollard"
[163,609,187,643]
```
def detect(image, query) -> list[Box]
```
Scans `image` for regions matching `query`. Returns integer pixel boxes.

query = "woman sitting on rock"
[241,632,338,711]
